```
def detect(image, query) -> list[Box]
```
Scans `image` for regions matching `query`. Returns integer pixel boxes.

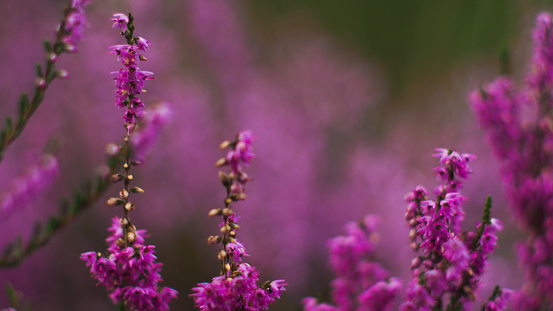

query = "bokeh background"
[0,0,552,309]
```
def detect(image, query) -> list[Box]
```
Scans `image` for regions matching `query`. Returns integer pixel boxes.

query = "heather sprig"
[0,0,92,162]
[0,151,58,222]
[470,12,553,309]
[80,14,176,310]
[302,216,402,311]
[191,131,287,311]
[109,13,153,129]
[0,144,125,267]
[402,149,506,311]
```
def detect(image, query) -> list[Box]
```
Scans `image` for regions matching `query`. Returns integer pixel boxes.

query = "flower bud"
[130,187,145,193]
[116,238,126,248]
[127,232,136,243]
[123,163,129,169]
[207,236,221,245]
[218,171,232,187]
[225,263,231,271]
[218,250,227,260]
[120,189,129,199]
[230,192,246,201]
[125,202,135,211]
[120,217,128,225]
[110,174,123,183]
[56,70,69,79]
[411,257,421,269]
[222,208,233,217]
[219,140,232,149]
[215,158,227,167]
[208,208,222,217]
[220,225,231,234]
[127,174,133,180]
[229,223,240,230]
[107,197,123,206]
[105,143,121,156]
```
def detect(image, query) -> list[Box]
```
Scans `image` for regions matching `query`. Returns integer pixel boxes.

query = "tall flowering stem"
[470,12,553,310]
[191,131,287,311]
[401,149,506,311]
[0,0,92,162]
[80,13,177,310]
[302,216,402,311]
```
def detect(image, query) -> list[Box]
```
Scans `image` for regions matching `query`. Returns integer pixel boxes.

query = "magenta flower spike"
[81,13,176,310]
[470,12,553,310]
[108,13,154,130]
[302,215,402,311]
[401,149,507,311]
[191,131,287,311]
[0,152,58,221]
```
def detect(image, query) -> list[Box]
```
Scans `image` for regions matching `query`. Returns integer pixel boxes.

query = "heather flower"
[81,218,177,311]
[192,131,286,310]
[470,12,553,309]
[111,13,129,31]
[402,149,506,310]
[62,0,92,52]
[0,153,58,221]
[108,13,154,128]
[303,215,401,311]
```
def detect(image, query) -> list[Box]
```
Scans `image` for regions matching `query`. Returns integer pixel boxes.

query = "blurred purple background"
[0,0,546,309]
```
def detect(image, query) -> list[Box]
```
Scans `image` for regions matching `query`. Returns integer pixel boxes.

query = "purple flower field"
[0,0,550,310]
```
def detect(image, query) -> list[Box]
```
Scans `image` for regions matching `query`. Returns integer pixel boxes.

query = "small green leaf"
[5,116,12,133]
[43,40,52,53]
[35,63,44,78]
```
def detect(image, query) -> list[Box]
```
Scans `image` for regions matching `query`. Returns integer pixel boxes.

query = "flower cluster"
[470,12,553,310]
[61,0,92,52]
[109,13,154,127]
[80,14,176,311]
[81,217,177,310]
[191,131,287,310]
[401,149,505,310]
[302,216,402,311]
[0,152,58,221]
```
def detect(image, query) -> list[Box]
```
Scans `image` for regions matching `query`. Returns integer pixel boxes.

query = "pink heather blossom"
[111,13,129,31]
[192,132,286,310]
[0,153,58,221]
[80,218,177,310]
[108,14,154,126]
[403,149,506,310]
[63,0,92,52]
[470,12,553,309]
[303,215,401,311]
